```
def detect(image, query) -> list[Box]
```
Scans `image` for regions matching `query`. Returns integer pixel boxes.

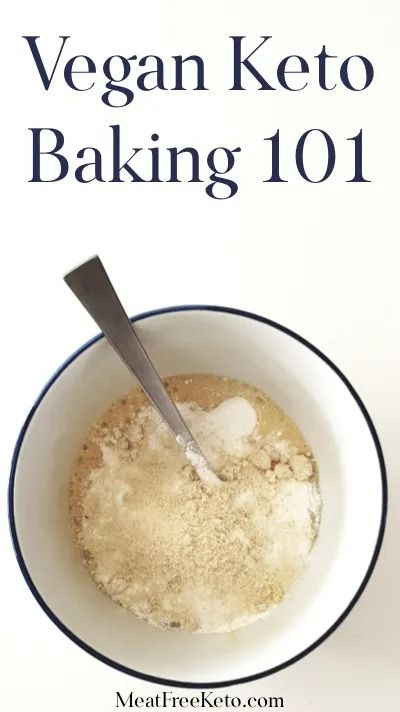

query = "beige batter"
[70,375,321,633]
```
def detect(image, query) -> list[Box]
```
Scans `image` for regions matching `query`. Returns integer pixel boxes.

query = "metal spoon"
[64,256,220,486]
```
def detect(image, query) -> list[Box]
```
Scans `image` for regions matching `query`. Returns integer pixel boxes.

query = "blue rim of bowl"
[8,305,387,689]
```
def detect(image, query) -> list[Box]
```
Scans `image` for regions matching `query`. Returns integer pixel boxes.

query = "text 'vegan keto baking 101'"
[23,35,373,196]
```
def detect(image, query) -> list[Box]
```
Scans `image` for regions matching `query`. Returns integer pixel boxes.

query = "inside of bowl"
[12,309,384,684]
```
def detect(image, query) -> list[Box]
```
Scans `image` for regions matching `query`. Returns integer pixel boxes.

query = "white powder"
[178,396,258,485]
[189,396,258,459]
[178,439,221,487]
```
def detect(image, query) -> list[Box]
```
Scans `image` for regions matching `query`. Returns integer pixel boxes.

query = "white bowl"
[9,306,387,687]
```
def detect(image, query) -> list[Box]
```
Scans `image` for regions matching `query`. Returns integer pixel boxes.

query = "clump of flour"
[71,385,321,633]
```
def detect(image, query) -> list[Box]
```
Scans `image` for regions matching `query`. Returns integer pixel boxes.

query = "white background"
[1,1,399,709]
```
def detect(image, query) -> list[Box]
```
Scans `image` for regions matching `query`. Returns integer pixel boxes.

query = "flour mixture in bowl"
[70,375,321,633]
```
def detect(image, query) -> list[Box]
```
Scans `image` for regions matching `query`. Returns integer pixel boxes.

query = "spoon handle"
[64,256,220,485]
[64,255,193,441]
